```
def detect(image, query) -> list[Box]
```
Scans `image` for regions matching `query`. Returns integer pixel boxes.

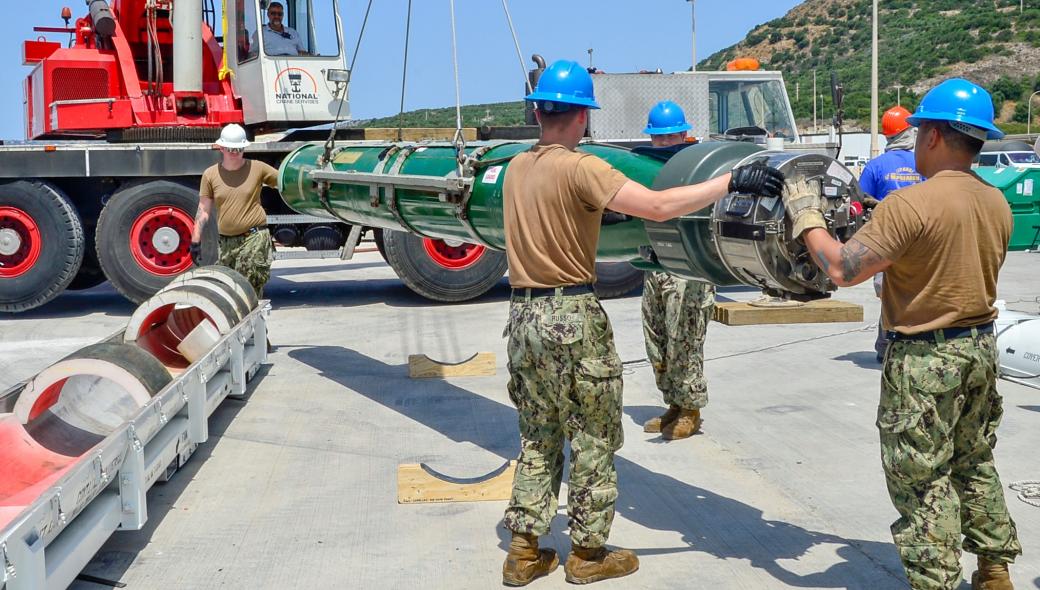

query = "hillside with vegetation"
[699,0,1040,133]
[358,102,525,129]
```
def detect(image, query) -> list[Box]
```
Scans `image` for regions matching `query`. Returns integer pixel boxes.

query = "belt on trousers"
[512,285,593,298]
[886,322,994,343]
[221,226,265,238]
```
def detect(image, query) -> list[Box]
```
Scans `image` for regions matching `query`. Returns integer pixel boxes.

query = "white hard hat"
[215,124,250,149]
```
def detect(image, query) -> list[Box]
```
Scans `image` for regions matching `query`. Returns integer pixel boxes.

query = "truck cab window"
[708,79,796,140]
[237,0,259,62]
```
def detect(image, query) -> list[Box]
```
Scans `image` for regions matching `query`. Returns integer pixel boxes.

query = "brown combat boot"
[502,533,559,586]
[661,408,701,440]
[564,545,639,584]
[971,557,1014,590]
[643,405,681,433]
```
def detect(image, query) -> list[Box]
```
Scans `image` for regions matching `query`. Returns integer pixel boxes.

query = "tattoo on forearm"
[815,250,830,273]
[839,239,881,283]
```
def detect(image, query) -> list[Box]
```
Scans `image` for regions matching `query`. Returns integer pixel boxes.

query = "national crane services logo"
[274,68,320,105]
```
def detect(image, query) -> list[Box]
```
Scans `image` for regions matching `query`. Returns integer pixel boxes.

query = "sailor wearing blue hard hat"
[785,78,1021,590]
[633,100,714,444]
[499,60,785,586]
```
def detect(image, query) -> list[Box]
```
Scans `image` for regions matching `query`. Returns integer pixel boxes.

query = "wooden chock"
[714,298,864,326]
[408,352,496,379]
[397,460,517,504]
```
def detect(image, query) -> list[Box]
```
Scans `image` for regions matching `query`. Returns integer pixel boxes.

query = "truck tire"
[97,180,217,304]
[382,230,506,302]
[67,228,106,291]
[0,180,84,312]
[593,262,644,299]
[372,228,388,263]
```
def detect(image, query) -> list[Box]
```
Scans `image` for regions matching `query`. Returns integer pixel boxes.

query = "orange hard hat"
[881,106,912,137]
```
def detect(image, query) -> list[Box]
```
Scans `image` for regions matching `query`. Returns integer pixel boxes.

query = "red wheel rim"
[421,238,485,270]
[0,206,43,278]
[129,205,195,276]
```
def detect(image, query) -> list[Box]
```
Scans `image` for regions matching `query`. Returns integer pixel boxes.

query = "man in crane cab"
[260,1,307,56]
[190,124,278,299]
[499,60,785,586]
[632,101,715,441]
[784,79,1021,590]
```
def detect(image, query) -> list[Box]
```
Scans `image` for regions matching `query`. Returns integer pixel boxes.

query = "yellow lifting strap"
[218,0,234,80]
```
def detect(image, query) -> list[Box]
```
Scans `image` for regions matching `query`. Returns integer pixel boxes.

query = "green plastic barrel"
[974,166,1040,251]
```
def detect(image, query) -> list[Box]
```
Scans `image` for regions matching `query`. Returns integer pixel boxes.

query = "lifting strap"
[396,0,414,143]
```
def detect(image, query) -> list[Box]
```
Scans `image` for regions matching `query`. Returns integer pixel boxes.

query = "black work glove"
[189,241,202,266]
[729,162,785,199]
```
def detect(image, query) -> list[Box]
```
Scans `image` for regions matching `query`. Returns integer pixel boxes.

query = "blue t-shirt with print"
[859,150,923,200]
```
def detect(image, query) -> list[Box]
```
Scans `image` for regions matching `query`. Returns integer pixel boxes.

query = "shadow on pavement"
[289,345,907,589]
[624,405,663,429]
[265,275,515,310]
[1019,405,1040,414]
[3,284,135,320]
[833,351,882,370]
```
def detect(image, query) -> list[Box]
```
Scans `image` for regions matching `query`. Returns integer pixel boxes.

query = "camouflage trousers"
[879,332,1021,590]
[218,229,272,299]
[503,290,624,548]
[641,271,714,410]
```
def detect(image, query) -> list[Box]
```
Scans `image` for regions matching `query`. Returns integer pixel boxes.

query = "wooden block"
[361,127,478,142]
[397,460,516,504]
[714,299,863,326]
[408,352,496,379]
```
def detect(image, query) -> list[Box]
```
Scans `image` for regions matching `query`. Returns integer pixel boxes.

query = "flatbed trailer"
[0,136,530,312]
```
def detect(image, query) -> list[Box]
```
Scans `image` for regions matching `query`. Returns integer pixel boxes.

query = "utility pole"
[870,0,880,158]
[587,48,593,69]
[1029,90,1040,136]
[892,83,904,106]
[688,0,697,70]
[813,69,818,133]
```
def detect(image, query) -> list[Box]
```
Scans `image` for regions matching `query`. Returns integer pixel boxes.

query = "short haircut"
[536,105,586,127]
[268,1,284,11]
[920,120,985,156]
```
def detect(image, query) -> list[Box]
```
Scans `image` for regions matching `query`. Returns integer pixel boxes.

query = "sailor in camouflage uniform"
[634,101,714,440]
[786,79,1021,590]
[499,60,784,587]
[191,124,278,298]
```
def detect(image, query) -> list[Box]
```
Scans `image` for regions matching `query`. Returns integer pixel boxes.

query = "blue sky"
[0,0,802,139]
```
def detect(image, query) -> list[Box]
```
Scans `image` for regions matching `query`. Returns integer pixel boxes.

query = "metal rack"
[0,305,269,590]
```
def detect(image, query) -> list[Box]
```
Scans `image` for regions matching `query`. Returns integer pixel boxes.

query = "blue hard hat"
[644,101,692,135]
[906,78,1004,140]
[526,60,600,110]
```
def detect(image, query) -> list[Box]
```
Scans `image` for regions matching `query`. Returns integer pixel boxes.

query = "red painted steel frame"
[24,0,243,138]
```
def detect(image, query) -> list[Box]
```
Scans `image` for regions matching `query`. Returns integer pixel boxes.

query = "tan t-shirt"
[503,144,629,288]
[854,170,1011,334]
[200,160,278,236]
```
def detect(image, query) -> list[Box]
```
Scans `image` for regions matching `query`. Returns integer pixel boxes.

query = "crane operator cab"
[228,0,349,128]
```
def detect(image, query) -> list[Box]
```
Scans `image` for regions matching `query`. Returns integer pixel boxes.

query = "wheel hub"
[129,205,195,276]
[151,227,181,255]
[421,237,486,270]
[0,206,42,278]
[0,228,21,256]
